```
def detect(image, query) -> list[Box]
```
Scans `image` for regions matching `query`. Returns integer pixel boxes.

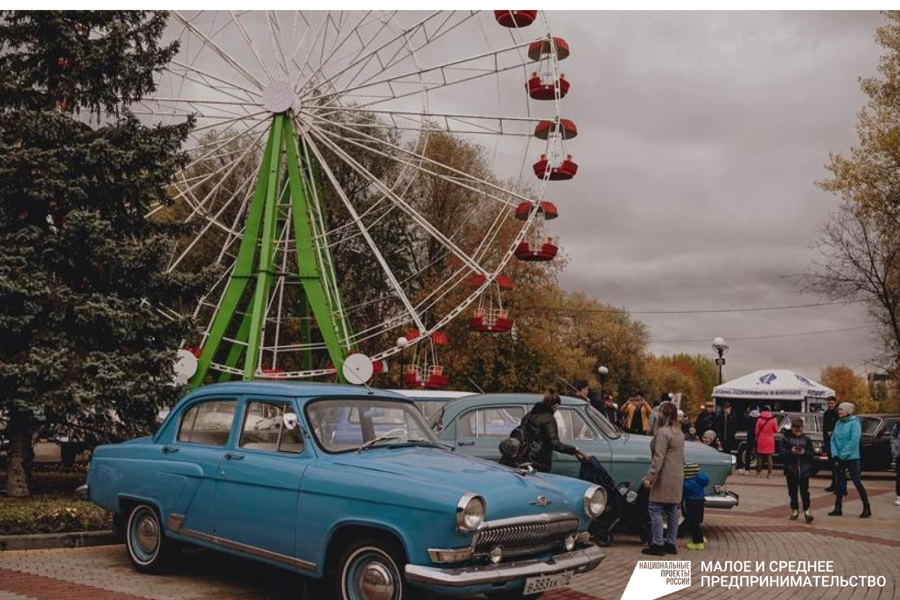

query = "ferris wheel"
[139,10,578,386]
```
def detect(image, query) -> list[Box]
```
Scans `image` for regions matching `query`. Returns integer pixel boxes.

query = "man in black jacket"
[717,402,739,454]
[522,390,588,472]
[823,396,838,492]
[695,403,717,436]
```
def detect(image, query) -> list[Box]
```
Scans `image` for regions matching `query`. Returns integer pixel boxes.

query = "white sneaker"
[739,469,748,475]
[894,496,900,506]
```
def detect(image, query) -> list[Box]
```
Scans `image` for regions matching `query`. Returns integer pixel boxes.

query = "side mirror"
[283,413,298,430]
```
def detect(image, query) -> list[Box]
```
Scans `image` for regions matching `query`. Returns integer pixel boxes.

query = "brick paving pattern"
[2,474,897,600]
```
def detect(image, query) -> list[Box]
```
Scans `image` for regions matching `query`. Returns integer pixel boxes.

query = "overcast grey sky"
[543,11,884,380]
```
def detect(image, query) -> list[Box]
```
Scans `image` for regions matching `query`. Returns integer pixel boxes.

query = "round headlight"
[456,493,486,532]
[584,485,606,519]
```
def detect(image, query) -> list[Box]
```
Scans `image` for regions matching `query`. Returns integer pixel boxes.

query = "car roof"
[388,389,474,400]
[186,381,409,402]
[440,392,587,416]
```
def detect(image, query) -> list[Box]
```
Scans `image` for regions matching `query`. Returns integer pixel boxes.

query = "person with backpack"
[778,417,815,523]
[513,390,588,473]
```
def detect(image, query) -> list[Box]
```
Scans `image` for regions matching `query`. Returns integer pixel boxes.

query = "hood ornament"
[531,495,550,507]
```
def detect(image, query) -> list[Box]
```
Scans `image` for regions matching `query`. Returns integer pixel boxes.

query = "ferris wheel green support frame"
[190,112,348,388]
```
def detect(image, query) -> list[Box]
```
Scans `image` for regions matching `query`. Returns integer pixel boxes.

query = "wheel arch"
[323,520,410,577]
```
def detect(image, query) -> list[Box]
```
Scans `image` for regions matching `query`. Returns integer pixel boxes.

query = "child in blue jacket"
[683,462,709,550]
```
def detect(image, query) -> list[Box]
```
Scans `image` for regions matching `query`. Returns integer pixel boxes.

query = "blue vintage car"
[85,382,607,599]
[435,394,739,509]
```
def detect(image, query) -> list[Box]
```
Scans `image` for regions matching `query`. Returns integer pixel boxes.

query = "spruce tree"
[0,11,209,497]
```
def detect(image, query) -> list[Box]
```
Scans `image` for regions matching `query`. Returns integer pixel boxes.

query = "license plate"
[523,571,573,594]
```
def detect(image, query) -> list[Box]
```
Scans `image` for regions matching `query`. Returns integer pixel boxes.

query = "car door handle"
[224,452,245,460]
[161,446,179,454]
[457,441,476,446]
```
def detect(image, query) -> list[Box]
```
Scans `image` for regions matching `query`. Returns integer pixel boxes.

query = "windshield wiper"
[385,439,441,449]
[357,434,404,452]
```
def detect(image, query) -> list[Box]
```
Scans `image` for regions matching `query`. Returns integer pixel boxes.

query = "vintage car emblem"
[531,495,550,507]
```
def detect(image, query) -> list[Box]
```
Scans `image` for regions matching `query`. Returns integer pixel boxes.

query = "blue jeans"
[835,459,869,509]
[649,501,679,547]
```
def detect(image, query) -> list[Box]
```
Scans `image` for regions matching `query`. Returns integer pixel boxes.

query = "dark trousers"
[684,498,705,544]
[785,472,811,511]
[894,456,900,498]
[740,442,754,469]
[835,459,869,509]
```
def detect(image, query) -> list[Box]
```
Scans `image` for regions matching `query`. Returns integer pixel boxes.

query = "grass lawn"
[0,468,112,535]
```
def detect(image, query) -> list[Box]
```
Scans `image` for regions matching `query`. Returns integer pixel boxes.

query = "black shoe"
[663,543,678,555]
[859,506,871,519]
[824,486,835,492]
[642,545,665,556]
[828,508,842,516]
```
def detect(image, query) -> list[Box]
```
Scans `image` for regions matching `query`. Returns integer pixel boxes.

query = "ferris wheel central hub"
[262,80,297,114]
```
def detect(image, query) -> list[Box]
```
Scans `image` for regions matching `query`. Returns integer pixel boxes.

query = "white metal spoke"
[302,132,427,333]
[305,113,526,208]
[308,125,488,276]
[304,39,531,104]
[172,11,266,91]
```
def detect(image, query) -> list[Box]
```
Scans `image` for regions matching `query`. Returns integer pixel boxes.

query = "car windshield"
[778,414,821,433]
[415,400,446,422]
[306,398,439,453]
[859,417,882,436]
[585,405,620,439]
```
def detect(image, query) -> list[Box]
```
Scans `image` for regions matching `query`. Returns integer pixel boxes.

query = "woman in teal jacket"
[829,402,871,518]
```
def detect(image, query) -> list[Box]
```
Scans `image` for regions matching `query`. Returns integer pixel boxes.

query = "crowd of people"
[500,384,898,556]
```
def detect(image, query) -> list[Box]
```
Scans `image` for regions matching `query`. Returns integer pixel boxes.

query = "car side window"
[177,399,237,447]
[239,400,303,454]
[458,407,523,439]
[557,409,596,442]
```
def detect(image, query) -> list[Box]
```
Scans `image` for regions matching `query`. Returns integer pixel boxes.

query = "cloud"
[543,11,883,377]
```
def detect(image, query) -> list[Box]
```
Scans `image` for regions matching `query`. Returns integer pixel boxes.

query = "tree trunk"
[6,407,33,498]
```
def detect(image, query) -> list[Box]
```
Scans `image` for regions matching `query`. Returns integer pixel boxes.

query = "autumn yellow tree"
[820,364,877,413]
[812,12,900,384]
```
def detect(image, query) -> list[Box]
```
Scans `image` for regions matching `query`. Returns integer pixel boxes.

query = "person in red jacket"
[755,407,779,478]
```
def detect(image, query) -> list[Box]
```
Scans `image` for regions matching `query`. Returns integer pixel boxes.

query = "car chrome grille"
[474,514,579,553]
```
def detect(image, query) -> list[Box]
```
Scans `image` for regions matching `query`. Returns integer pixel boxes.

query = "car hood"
[326,447,584,519]
[616,433,733,467]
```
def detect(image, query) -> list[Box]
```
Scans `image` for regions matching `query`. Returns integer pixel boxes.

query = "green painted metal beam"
[283,118,348,380]
[242,114,285,379]
[190,122,277,388]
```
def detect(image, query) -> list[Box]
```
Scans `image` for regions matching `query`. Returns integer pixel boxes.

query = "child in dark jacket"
[683,462,709,550]
[778,417,815,523]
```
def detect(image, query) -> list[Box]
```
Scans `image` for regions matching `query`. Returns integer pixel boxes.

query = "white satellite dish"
[342,353,374,385]
[174,349,198,385]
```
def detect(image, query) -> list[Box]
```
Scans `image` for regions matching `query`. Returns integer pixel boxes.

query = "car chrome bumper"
[705,490,739,509]
[405,545,605,588]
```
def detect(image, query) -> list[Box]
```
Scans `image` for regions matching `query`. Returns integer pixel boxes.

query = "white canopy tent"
[712,369,835,412]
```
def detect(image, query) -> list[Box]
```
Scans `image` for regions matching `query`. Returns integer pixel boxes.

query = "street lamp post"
[598,365,609,401]
[712,336,729,385]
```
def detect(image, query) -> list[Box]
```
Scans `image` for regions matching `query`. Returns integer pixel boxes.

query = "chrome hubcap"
[135,514,159,555]
[359,562,394,600]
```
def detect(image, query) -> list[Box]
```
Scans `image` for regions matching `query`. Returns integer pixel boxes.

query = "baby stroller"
[579,455,650,546]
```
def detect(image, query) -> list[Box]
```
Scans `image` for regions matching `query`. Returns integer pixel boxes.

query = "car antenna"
[556,376,581,397]
[466,377,485,394]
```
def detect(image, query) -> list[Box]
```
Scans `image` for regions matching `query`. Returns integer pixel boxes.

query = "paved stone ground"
[1,473,897,600]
